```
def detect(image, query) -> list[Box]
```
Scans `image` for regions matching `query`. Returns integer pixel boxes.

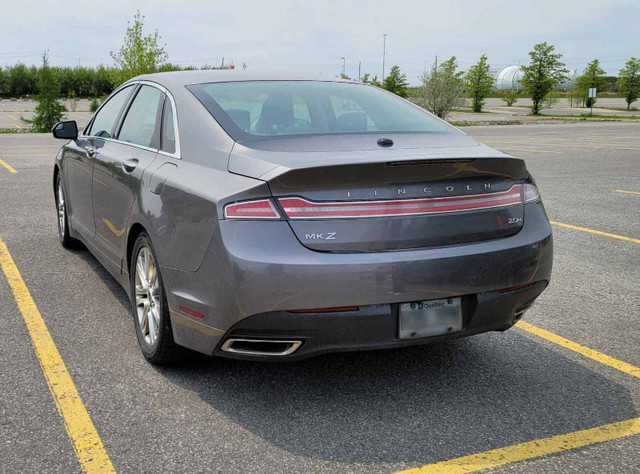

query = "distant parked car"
[52,71,552,364]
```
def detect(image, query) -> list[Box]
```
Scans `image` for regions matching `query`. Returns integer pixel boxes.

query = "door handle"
[122,159,139,173]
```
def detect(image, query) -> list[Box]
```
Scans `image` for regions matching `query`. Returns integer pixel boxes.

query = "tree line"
[18,10,640,132]
[0,62,231,99]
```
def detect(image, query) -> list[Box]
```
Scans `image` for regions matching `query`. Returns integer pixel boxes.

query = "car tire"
[55,172,80,249]
[130,232,182,365]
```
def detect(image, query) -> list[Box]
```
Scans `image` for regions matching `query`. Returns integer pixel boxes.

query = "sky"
[1,0,638,84]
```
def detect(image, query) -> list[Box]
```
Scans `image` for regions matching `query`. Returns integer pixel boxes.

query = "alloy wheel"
[134,247,161,346]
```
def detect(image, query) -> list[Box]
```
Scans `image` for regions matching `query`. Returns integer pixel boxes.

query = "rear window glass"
[188,81,451,141]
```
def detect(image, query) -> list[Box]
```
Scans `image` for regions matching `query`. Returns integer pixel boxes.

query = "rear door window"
[87,85,134,138]
[117,85,164,149]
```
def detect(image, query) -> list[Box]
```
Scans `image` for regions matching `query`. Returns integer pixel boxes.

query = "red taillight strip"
[224,199,281,219]
[278,185,527,219]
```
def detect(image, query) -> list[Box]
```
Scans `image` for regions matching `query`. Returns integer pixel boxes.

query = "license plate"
[399,298,462,339]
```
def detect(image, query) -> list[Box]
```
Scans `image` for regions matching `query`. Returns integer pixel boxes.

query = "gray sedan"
[52,71,552,364]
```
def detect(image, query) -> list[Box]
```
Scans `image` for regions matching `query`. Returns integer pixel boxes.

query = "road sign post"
[588,88,597,115]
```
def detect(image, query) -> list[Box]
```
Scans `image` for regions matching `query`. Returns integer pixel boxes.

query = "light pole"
[341,57,346,76]
[382,34,387,81]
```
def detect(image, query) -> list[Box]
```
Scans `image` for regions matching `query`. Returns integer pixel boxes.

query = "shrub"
[502,91,519,106]
[414,57,465,119]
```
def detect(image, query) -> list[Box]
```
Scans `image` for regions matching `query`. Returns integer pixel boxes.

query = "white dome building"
[492,65,577,91]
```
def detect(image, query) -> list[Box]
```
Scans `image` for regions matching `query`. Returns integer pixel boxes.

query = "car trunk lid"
[228,135,529,252]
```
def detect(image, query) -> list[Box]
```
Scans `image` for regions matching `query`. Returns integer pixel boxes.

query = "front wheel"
[130,233,182,365]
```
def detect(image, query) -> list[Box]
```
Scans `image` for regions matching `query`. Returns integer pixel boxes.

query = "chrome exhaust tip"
[221,338,302,356]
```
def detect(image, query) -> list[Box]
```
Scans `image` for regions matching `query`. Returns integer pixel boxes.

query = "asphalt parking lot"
[1,122,639,473]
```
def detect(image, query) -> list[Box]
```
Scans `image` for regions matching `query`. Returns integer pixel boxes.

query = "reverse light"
[524,184,540,203]
[224,199,281,219]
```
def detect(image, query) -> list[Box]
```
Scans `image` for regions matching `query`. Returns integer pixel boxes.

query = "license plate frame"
[399,297,463,339]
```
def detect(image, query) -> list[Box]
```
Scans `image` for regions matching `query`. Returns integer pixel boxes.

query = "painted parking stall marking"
[550,221,640,245]
[396,417,640,474]
[0,157,17,173]
[0,235,115,473]
[517,321,640,380]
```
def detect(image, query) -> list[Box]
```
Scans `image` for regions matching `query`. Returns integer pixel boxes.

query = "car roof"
[129,70,354,90]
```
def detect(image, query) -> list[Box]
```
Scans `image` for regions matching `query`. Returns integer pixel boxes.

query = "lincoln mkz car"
[52,71,553,364]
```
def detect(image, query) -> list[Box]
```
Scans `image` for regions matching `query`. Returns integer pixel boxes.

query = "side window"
[160,97,176,154]
[88,85,134,138]
[118,85,164,148]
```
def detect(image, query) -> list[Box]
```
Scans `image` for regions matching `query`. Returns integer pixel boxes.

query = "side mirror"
[52,120,78,140]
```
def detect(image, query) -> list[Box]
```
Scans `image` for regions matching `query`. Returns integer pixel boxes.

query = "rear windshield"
[187,80,452,141]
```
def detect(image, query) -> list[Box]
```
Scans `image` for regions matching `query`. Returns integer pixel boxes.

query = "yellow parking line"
[398,320,640,473]
[0,236,115,473]
[517,321,640,379]
[0,158,17,173]
[614,190,640,196]
[550,221,640,245]
[6,113,24,129]
[396,417,640,474]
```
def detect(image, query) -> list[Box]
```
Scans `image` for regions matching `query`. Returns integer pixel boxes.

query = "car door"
[92,84,165,271]
[65,85,134,239]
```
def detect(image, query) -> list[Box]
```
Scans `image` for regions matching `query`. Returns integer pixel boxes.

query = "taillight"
[524,184,540,203]
[278,185,525,219]
[224,199,281,219]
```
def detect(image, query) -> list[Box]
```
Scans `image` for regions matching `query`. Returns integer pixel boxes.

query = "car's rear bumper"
[214,280,548,360]
[161,202,553,359]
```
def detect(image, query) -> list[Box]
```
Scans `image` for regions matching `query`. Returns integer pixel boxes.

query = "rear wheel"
[55,172,79,249]
[130,233,182,365]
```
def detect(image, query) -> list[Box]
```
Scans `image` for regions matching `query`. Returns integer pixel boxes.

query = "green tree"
[617,58,640,110]
[520,43,569,115]
[93,65,115,96]
[7,63,31,96]
[361,73,382,87]
[110,10,168,86]
[464,55,494,112]
[0,67,6,96]
[26,53,65,132]
[576,59,607,108]
[414,57,464,119]
[339,72,352,80]
[383,65,409,97]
